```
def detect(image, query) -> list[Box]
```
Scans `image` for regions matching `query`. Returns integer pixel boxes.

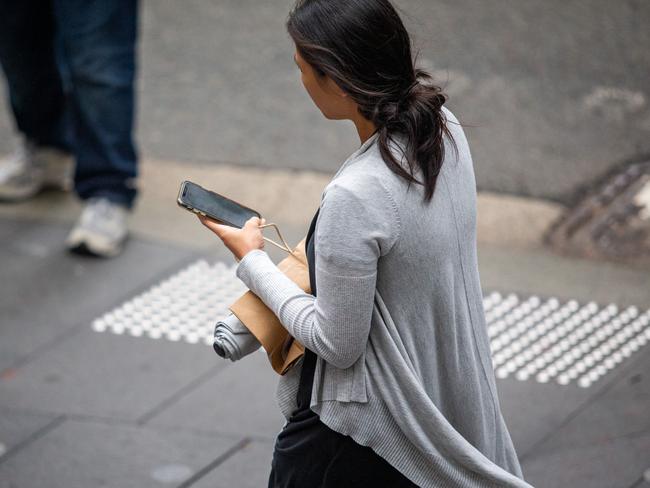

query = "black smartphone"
[177,180,261,229]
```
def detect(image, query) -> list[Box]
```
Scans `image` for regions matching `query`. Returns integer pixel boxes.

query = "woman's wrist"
[236,248,269,281]
[238,248,266,262]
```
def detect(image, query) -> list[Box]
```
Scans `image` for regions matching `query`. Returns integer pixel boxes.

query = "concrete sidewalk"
[0,156,564,253]
[0,164,649,487]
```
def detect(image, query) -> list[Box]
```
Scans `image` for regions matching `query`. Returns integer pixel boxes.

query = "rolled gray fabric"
[213,312,262,361]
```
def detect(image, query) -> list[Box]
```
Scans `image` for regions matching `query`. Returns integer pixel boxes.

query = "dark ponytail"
[287,0,458,202]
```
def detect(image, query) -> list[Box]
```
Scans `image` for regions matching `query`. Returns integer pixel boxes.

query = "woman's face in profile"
[294,47,351,121]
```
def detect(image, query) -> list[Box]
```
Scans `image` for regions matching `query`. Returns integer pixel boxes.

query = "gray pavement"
[1,216,649,488]
[0,218,282,488]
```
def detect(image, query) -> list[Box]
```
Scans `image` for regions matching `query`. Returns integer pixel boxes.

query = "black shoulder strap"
[296,207,320,410]
[305,206,319,295]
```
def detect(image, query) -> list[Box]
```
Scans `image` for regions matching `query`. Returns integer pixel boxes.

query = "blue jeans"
[0,0,139,208]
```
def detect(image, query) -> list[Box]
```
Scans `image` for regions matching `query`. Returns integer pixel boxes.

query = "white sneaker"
[0,138,73,201]
[66,197,130,257]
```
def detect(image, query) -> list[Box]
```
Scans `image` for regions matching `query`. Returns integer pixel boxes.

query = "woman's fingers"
[197,214,267,260]
[198,215,229,237]
[244,216,266,229]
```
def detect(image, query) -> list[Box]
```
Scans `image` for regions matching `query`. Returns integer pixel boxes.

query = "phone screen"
[181,182,260,228]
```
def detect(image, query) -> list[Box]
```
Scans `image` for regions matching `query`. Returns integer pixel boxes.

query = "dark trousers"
[0,0,139,208]
[267,358,419,488]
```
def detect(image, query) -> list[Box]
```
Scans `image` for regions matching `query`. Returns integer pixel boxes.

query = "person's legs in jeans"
[0,0,72,152]
[53,0,139,210]
[0,0,75,202]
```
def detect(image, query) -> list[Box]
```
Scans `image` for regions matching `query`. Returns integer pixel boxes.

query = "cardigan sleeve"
[235,177,401,369]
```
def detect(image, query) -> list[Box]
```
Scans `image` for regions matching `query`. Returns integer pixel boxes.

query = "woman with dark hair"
[199,0,534,486]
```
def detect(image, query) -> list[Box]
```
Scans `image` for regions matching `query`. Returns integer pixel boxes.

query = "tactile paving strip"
[92,260,247,347]
[485,292,650,388]
[92,260,650,388]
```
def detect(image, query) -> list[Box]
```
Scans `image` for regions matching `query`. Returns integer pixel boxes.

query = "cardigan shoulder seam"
[325,157,403,258]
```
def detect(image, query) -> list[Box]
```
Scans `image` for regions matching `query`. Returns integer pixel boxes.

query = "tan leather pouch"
[229,237,309,375]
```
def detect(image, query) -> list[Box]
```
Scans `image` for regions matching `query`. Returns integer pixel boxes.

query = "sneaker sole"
[0,184,45,202]
[0,182,71,203]
[66,230,127,258]
[67,241,122,258]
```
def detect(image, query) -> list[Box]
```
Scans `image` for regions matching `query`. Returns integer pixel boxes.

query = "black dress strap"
[296,207,320,410]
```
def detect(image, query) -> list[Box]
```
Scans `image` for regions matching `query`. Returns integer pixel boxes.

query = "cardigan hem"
[311,398,533,488]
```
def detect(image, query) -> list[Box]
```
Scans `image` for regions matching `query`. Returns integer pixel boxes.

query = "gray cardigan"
[235,106,534,488]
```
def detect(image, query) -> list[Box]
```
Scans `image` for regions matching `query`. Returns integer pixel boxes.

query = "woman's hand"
[198,215,266,262]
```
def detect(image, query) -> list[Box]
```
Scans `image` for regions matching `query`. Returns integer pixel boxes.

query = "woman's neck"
[352,113,377,145]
